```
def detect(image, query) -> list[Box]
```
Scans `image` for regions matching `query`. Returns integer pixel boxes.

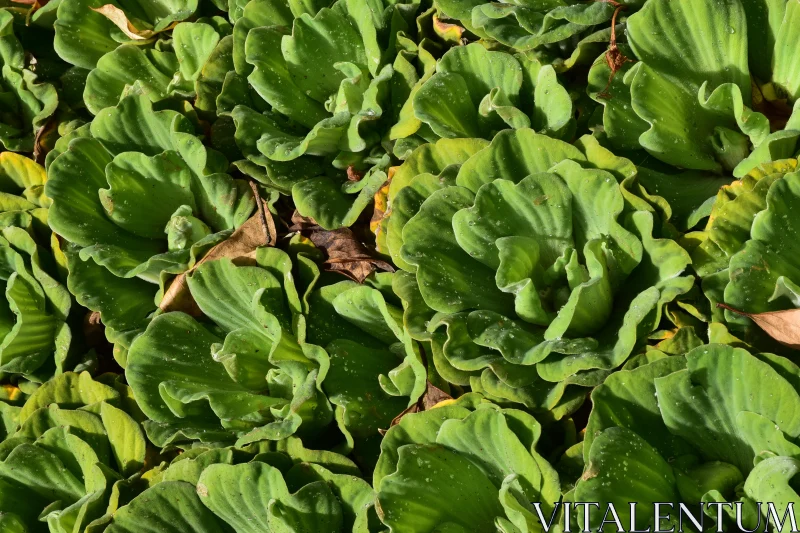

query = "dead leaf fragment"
[581,462,600,482]
[33,117,58,166]
[718,303,800,349]
[159,213,272,315]
[90,5,168,40]
[83,311,105,346]
[290,212,394,283]
[346,165,364,182]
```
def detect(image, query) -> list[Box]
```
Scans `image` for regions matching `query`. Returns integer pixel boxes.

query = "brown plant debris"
[290,212,394,283]
[159,210,274,316]
[718,303,800,350]
[346,165,364,182]
[90,5,174,40]
[596,0,633,100]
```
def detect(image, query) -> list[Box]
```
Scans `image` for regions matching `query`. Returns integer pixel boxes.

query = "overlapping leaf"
[382,128,692,418]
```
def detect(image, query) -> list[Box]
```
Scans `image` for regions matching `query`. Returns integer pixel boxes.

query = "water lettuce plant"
[46,94,254,348]
[575,344,800,531]
[4,0,800,528]
[381,128,692,418]
[0,153,74,380]
[590,0,800,175]
[0,371,149,532]
[0,10,58,153]
[693,159,800,334]
[103,439,377,533]
[374,395,561,532]
[126,246,425,455]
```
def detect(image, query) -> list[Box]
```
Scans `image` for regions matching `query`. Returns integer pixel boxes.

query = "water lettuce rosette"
[53,0,200,70]
[435,0,640,68]
[373,395,561,532]
[693,158,800,333]
[0,371,150,532]
[381,128,693,418]
[125,245,426,453]
[0,9,58,153]
[574,344,800,531]
[82,21,224,115]
[45,94,255,348]
[395,42,575,145]
[230,0,442,228]
[103,438,378,533]
[0,153,74,381]
[590,0,800,175]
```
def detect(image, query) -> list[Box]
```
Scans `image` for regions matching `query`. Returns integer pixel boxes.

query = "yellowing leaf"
[90,5,171,40]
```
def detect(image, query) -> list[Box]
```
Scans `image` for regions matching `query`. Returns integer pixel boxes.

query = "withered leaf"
[159,213,271,315]
[290,212,394,283]
[33,117,58,166]
[369,168,393,236]
[718,303,800,349]
[90,5,171,40]
[383,382,453,433]
[432,14,465,44]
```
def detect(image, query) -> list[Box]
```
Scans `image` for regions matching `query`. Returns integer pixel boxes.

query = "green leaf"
[99,402,146,477]
[173,22,221,82]
[743,456,800,521]
[268,480,343,533]
[54,0,199,69]
[584,356,690,464]
[19,371,118,422]
[377,444,506,532]
[84,46,178,115]
[575,427,679,532]
[726,170,800,317]
[655,344,800,473]
[106,481,231,533]
[197,462,289,532]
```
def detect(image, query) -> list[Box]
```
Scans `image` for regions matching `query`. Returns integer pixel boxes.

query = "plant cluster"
[3,0,800,531]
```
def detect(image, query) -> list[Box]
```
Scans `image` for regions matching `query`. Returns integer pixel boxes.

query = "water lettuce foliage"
[3,0,800,531]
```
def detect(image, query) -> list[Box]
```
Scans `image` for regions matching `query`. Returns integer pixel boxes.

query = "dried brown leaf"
[90,5,169,40]
[33,117,58,166]
[594,0,632,101]
[159,214,270,315]
[718,303,800,349]
[290,212,393,283]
